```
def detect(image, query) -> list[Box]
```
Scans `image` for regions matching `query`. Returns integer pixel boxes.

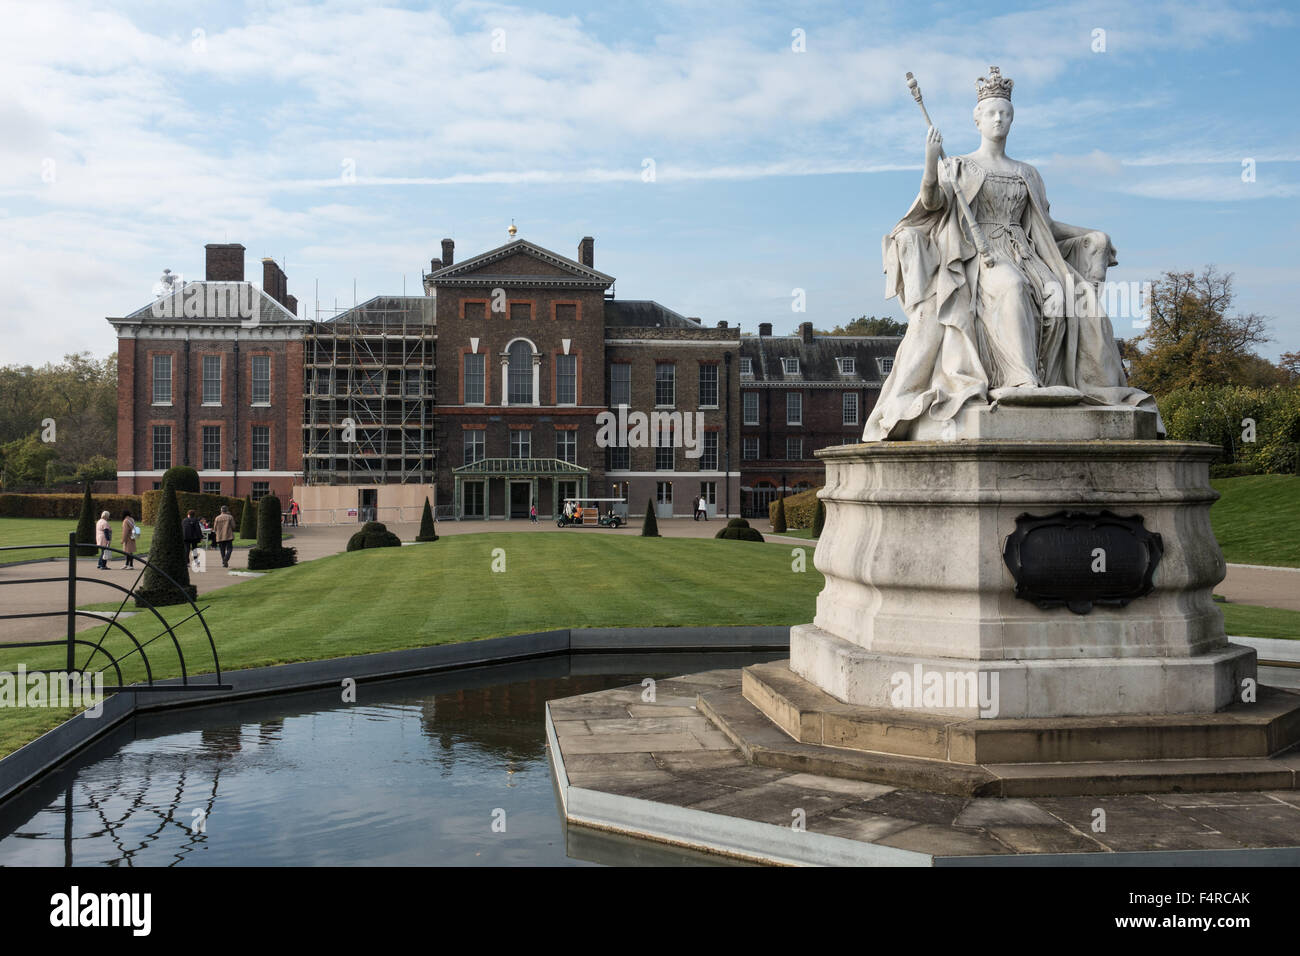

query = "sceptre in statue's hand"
[905,72,995,269]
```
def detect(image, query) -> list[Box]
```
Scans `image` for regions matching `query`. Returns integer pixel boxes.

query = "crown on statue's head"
[976,66,1014,102]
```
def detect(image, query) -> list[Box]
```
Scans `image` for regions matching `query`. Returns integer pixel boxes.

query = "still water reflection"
[0,652,775,866]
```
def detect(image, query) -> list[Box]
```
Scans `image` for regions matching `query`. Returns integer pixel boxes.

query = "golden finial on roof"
[508,220,517,238]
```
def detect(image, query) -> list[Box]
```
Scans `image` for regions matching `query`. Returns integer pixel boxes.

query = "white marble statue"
[863,67,1160,441]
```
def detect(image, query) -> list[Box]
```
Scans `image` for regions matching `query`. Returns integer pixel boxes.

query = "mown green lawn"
[1220,602,1300,641]
[0,534,819,756]
[1210,475,1300,567]
[0,517,154,565]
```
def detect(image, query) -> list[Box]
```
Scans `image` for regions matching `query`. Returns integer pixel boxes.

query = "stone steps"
[743,660,1300,765]
[699,681,1300,798]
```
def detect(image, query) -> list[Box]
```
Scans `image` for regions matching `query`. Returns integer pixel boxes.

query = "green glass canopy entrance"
[451,457,590,520]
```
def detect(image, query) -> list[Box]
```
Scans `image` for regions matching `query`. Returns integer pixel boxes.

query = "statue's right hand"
[924,126,943,170]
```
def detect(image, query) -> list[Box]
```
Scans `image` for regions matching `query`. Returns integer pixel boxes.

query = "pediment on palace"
[429,239,614,289]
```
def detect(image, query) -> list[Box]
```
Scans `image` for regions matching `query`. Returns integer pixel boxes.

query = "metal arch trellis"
[0,532,230,694]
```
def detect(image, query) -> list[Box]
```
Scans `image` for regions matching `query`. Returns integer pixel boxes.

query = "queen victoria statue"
[863,67,1160,441]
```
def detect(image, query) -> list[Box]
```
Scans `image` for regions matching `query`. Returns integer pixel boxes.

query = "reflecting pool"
[0,652,777,866]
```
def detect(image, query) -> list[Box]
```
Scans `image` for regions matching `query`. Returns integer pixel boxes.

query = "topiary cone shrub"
[812,497,826,538]
[238,495,257,539]
[135,473,196,607]
[715,517,764,542]
[247,494,297,570]
[641,499,660,537]
[75,484,97,556]
[347,521,402,551]
[772,496,788,533]
[415,497,438,542]
[162,465,200,494]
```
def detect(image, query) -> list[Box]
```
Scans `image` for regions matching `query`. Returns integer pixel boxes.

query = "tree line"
[0,352,118,489]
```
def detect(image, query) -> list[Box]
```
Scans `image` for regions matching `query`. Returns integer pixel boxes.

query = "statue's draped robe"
[863,156,1160,441]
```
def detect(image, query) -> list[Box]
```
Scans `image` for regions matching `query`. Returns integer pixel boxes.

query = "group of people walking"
[95,511,141,570]
[93,504,238,571]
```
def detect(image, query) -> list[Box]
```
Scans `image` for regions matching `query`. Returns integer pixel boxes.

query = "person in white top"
[95,511,113,570]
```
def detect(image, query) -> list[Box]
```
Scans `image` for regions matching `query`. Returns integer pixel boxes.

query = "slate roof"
[603,300,702,329]
[119,281,305,324]
[738,333,903,385]
[320,295,436,328]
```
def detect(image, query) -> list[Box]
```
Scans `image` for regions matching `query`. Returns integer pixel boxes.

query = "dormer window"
[837,357,856,375]
[740,357,753,376]
[782,357,800,375]
[879,357,894,376]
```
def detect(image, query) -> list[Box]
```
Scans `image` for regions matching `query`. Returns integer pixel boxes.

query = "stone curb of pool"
[0,626,791,805]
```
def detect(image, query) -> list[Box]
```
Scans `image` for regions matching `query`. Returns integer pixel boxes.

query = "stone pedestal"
[790,406,1256,719]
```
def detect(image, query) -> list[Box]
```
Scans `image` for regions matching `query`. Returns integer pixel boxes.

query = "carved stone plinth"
[791,407,1256,718]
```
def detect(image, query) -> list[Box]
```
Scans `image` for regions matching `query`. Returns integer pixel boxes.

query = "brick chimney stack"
[578,236,594,268]
[205,243,245,281]
[429,257,442,273]
[800,321,815,344]
[759,322,772,337]
[262,257,288,307]
[441,238,455,267]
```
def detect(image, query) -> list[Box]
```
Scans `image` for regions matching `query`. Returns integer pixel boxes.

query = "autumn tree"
[1127,267,1273,395]
[821,316,908,336]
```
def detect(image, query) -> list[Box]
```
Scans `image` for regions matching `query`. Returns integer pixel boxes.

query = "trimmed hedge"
[769,486,823,528]
[716,517,764,542]
[162,466,200,494]
[142,489,245,527]
[135,474,196,608]
[248,495,297,570]
[239,495,257,539]
[415,498,438,542]
[641,499,660,537]
[772,496,788,533]
[347,521,402,551]
[812,498,826,538]
[0,493,142,519]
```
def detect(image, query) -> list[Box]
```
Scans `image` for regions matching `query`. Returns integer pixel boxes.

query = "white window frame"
[251,355,271,406]
[786,391,802,425]
[698,364,718,408]
[509,429,531,459]
[152,354,172,406]
[739,357,753,376]
[742,436,759,460]
[463,353,486,405]
[843,392,859,426]
[655,362,675,408]
[201,354,222,405]
[609,363,631,407]
[838,356,855,376]
[742,392,759,426]
[556,354,578,406]
[782,357,799,375]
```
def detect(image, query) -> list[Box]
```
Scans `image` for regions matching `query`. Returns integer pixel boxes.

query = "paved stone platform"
[546,669,1300,865]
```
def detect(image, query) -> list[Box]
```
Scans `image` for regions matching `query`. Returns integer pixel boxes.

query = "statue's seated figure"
[865,67,1160,440]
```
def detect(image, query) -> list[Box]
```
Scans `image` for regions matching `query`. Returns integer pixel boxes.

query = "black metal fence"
[0,533,229,693]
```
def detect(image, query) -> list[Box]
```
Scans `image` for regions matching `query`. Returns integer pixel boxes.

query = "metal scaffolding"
[302,296,437,485]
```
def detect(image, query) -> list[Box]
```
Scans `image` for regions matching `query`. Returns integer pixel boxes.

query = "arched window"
[508,340,534,404]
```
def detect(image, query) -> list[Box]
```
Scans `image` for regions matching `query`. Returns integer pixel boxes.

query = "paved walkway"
[1220,563,1300,613]
[550,670,1300,863]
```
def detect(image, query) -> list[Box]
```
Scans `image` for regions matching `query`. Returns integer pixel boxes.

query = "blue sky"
[1,0,1297,365]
